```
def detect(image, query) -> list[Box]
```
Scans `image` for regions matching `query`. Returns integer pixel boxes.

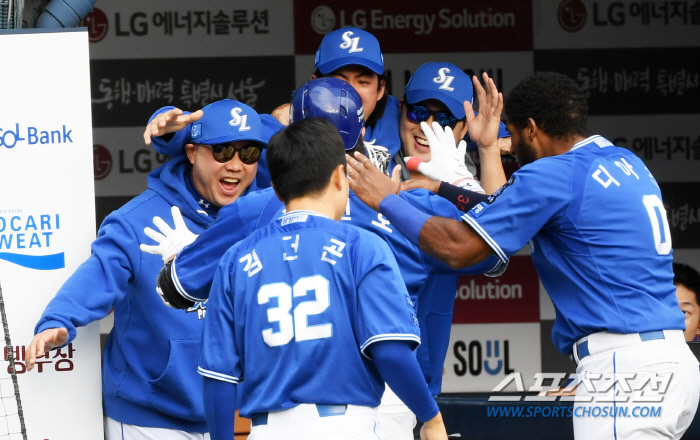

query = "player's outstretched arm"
[464,73,507,194]
[203,376,237,440]
[26,327,68,371]
[369,341,448,440]
[347,151,493,269]
[143,107,203,145]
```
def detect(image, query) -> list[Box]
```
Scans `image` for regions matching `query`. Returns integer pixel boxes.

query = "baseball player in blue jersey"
[271,26,400,162]
[347,72,700,440]
[200,117,449,440]
[25,100,270,440]
[143,106,284,190]
[146,78,502,439]
[389,62,511,196]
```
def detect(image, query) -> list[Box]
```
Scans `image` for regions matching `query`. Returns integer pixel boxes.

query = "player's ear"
[332,164,346,191]
[695,322,700,341]
[310,73,318,80]
[185,144,196,164]
[526,118,538,141]
[377,77,386,101]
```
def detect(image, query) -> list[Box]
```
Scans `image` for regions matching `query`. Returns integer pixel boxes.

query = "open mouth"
[414,136,430,152]
[219,177,240,194]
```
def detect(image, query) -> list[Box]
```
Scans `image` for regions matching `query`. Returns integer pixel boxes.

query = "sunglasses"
[204,142,262,165]
[405,102,460,129]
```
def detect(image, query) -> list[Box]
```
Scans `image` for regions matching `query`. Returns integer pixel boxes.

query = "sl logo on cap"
[229,107,251,132]
[339,31,363,53]
[433,68,455,92]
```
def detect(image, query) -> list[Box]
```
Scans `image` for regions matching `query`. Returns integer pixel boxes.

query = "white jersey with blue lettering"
[199,211,420,418]
[463,135,685,354]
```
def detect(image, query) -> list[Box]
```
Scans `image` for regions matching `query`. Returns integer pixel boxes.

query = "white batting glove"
[140,206,198,262]
[405,122,484,193]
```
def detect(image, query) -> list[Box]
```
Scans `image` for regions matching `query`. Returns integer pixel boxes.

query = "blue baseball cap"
[315,27,384,75]
[190,99,267,146]
[405,62,473,119]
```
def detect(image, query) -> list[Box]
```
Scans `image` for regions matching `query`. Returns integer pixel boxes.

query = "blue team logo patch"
[469,202,487,218]
[485,175,516,204]
[191,122,202,139]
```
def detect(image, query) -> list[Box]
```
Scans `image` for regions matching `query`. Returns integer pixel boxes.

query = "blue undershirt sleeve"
[378,194,430,248]
[369,340,439,423]
[203,376,237,440]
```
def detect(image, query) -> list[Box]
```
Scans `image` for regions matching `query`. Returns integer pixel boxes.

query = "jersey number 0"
[257,275,333,347]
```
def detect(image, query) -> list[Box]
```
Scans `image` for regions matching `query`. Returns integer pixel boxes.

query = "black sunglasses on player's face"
[203,142,262,165]
[405,102,460,129]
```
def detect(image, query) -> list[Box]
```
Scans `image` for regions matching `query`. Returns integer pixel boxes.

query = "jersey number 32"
[257,275,332,347]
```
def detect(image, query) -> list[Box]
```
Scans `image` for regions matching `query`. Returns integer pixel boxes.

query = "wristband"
[378,194,431,248]
[437,182,489,212]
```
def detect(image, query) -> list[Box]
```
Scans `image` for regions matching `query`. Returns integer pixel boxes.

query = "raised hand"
[405,122,484,193]
[143,108,203,145]
[346,152,401,211]
[140,206,199,262]
[463,72,504,151]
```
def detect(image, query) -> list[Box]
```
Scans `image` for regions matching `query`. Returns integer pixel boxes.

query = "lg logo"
[229,108,251,132]
[433,68,455,92]
[311,6,336,35]
[339,31,363,53]
[80,7,109,43]
[558,0,587,32]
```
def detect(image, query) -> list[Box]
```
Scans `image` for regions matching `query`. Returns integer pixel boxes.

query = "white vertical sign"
[0,29,103,439]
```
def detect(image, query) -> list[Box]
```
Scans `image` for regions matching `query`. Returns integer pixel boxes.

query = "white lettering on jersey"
[239,249,263,277]
[229,107,251,131]
[614,157,639,180]
[433,67,455,92]
[258,275,332,347]
[339,31,363,53]
[321,238,346,265]
[592,165,620,188]
[371,213,393,233]
[642,195,672,255]
[283,235,300,261]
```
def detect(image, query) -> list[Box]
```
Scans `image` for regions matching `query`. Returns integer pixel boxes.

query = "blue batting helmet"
[290,77,365,151]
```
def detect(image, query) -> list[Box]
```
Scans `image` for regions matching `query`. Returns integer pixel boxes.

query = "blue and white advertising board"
[0,29,103,439]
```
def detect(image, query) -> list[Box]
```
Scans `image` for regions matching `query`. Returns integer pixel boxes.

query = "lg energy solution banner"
[0,29,103,439]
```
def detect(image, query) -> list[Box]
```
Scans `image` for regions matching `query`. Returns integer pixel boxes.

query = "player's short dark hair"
[504,72,588,140]
[315,68,388,130]
[674,263,700,302]
[267,118,346,204]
